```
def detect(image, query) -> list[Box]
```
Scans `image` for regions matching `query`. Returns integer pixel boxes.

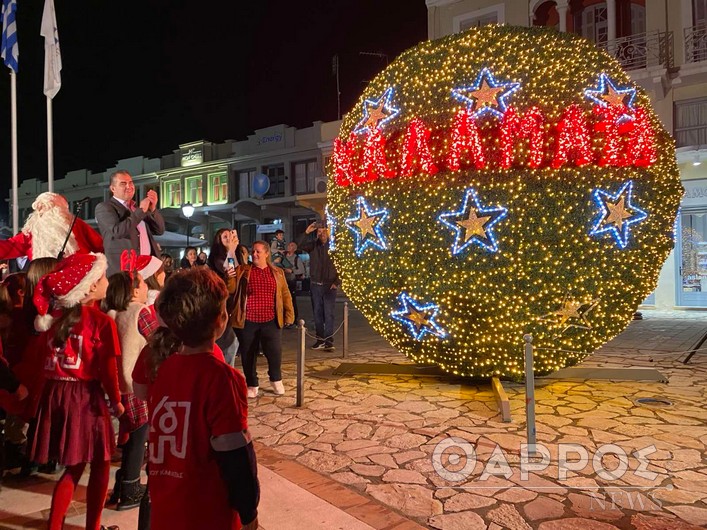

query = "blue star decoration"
[590,180,648,249]
[391,292,447,341]
[325,206,336,252]
[353,87,400,135]
[451,67,520,119]
[439,188,508,255]
[584,73,636,121]
[345,196,389,256]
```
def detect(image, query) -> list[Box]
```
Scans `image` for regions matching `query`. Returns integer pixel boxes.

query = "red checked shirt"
[245,265,276,323]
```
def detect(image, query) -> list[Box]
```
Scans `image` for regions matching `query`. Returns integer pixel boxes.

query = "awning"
[153,230,207,248]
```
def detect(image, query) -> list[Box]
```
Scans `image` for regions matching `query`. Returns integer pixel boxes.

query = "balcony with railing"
[685,24,707,64]
[598,30,673,71]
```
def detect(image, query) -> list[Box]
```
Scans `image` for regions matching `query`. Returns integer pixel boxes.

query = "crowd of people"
[0,171,341,530]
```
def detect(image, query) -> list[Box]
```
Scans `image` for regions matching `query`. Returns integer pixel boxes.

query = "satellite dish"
[252,173,270,198]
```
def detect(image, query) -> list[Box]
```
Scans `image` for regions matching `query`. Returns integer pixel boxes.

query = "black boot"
[107,468,122,505]
[117,478,146,511]
[137,485,151,530]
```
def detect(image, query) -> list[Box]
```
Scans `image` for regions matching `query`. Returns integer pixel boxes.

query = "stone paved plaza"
[248,304,707,529]
[1,303,706,529]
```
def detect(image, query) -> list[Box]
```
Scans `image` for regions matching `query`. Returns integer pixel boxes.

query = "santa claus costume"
[0,192,104,260]
[30,253,122,530]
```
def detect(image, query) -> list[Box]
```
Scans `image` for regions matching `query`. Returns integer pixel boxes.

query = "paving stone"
[305,442,334,453]
[385,433,429,450]
[631,513,706,530]
[350,463,386,477]
[537,517,621,529]
[568,492,624,521]
[428,511,487,530]
[394,450,427,465]
[487,503,532,530]
[335,439,378,452]
[523,497,565,520]
[495,487,538,503]
[345,423,373,440]
[276,444,304,456]
[395,400,437,413]
[443,492,496,511]
[382,469,428,485]
[365,484,443,518]
[664,505,707,527]
[278,431,307,444]
[296,450,352,473]
[369,453,398,468]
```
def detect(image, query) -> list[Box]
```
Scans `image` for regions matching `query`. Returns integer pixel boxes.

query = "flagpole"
[10,69,18,233]
[47,96,54,191]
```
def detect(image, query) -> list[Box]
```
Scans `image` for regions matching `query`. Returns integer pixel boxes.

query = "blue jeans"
[310,283,337,345]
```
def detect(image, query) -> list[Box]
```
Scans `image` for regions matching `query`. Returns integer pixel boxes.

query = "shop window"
[163,179,182,208]
[185,176,203,205]
[674,98,707,148]
[208,172,228,204]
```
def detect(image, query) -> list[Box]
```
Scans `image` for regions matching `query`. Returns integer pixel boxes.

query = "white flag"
[41,0,61,98]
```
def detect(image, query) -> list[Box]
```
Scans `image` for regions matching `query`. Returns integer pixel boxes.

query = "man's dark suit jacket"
[95,197,166,276]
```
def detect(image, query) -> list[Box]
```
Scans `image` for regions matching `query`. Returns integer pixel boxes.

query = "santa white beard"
[22,206,79,259]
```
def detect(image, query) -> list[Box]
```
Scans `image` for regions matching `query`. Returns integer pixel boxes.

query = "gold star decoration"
[406,306,432,332]
[542,295,600,333]
[603,197,634,229]
[363,103,389,130]
[456,209,492,242]
[601,84,628,107]
[469,79,505,111]
[354,210,381,238]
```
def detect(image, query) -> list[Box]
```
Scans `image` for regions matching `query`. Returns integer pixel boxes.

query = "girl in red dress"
[31,253,124,530]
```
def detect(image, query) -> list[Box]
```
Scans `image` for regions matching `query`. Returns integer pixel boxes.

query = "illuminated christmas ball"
[326,25,681,379]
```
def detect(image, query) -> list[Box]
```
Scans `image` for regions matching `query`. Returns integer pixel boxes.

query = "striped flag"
[1,0,18,73]
[41,0,61,98]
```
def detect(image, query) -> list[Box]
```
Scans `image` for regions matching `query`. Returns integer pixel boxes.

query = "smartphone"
[227,257,236,270]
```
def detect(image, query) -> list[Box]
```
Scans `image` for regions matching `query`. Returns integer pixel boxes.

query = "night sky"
[0,0,428,218]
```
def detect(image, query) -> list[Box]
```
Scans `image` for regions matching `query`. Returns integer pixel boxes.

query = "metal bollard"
[343,302,349,358]
[524,334,536,449]
[296,319,306,407]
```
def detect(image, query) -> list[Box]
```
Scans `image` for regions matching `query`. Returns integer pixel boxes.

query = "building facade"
[426,0,707,308]
[8,120,341,257]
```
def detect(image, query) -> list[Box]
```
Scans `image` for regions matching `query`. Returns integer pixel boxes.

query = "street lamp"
[182,202,194,248]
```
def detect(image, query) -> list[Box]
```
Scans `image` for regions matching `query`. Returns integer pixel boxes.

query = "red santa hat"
[135,255,162,280]
[33,252,107,332]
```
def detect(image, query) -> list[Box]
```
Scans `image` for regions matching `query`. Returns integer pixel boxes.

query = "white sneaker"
[271,380,285,395]
[247,386,259,399]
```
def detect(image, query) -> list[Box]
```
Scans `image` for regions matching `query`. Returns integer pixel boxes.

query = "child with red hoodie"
[31,253,124,530]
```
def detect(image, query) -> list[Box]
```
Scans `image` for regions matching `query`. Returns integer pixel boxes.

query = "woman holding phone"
[207,229,242,365]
